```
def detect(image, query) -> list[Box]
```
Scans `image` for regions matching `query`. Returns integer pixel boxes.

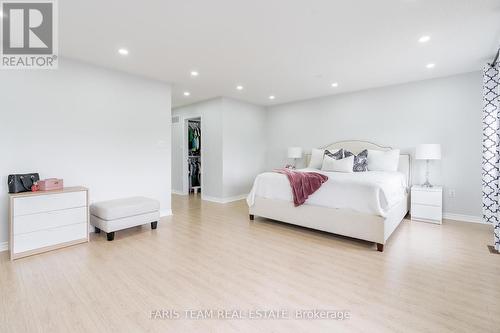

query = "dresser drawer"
[13,222,87,254]
[411,204,442,222]
[13,207,87,235]
[13,191,87,216]
[411,190,442,206]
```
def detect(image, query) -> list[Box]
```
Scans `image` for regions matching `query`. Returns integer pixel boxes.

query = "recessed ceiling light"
[183,91,191,96]
[269,95,275,100]
[236,85,244,91]
[118,48,129,56]
[331,82,339,88]
[190,71,199,77]
[418,35,431,43]
[426,63,435,69]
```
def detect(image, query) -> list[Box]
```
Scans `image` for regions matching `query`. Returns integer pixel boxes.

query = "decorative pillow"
[344,149,368,172]
[322,155,354,173]
[325,148,344,160]
[308,148,325,169]
[367,149,400,172]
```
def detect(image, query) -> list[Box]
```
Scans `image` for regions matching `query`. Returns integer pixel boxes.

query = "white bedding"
[247,168,407,217]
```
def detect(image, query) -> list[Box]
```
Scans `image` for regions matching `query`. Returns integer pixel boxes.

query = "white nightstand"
[411,185,443,224]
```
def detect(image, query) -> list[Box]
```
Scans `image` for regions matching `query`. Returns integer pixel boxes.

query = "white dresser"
[411,185,443,224]
[9,187,89,260]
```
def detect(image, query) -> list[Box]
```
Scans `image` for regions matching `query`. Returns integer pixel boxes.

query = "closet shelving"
[188,119,201,193]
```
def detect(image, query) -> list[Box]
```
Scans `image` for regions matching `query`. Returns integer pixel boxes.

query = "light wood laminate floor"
[1,194,499,333]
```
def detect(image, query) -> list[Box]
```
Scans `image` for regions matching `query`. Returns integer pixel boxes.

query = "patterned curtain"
[482,62,500,251]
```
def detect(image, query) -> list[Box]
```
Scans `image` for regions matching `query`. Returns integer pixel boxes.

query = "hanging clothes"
[188,157,201,188]
[188,120,201,191]
[188,121,201,157]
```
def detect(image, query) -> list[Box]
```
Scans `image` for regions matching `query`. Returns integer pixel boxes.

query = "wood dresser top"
[9,186,88,198]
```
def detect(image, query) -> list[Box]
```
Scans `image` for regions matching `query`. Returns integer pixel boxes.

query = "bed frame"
[248,140,411,252]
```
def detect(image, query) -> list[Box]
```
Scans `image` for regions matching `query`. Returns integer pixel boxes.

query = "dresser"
[9,187,89,260]
[410,185,443,224]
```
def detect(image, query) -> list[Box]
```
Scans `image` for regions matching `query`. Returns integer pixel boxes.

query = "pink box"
[37,178,64,191]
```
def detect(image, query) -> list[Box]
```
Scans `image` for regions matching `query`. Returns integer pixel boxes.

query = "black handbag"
[8,173,40,193]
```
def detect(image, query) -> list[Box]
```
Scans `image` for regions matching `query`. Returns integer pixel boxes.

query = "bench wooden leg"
[95,227,101,234]
[249,214,254,221]
[376,243,384,252]
[107,232,115,241]
[151,221,158,229]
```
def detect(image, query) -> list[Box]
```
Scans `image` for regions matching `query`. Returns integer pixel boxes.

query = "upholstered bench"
[90,197,160,241]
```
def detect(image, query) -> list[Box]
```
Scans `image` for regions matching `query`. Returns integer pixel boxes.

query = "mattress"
[247,168,407,217]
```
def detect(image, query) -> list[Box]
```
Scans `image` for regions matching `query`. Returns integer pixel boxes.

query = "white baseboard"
[171,190,187,196]
[160,209,173,217]
[201,194,247,204]
[443,212,485,224]
[0,241,8,253]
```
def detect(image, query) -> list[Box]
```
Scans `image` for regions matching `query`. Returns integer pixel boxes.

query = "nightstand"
[411,185,442,224]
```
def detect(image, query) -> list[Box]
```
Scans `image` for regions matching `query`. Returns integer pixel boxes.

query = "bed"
[247,140,411,252]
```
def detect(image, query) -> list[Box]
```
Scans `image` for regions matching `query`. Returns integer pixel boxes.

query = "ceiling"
[59,0,500,107]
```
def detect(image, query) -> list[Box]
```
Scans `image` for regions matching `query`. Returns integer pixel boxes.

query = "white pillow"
[308,148,325,169]
[322,155,354,173]
[367,149,400,172]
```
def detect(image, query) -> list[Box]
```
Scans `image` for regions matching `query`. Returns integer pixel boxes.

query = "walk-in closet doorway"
[183,117,203,197]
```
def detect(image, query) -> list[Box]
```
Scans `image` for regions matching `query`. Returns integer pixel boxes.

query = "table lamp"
[287,147,303,168]
[416,144,441,187]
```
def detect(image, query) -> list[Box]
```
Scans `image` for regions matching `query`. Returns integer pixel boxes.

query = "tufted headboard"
[305,140,411,186]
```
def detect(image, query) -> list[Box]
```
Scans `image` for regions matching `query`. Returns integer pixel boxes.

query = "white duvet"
[247,168,407,217]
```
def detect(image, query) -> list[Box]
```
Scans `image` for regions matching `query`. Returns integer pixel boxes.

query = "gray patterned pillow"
[344,149,368,172]
[325,148,343,160]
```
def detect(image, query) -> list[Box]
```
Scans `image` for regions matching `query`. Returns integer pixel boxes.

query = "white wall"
[172,97,267,201]
[0,59,172,244]
[222,98,267,198]
[265,71,483,218]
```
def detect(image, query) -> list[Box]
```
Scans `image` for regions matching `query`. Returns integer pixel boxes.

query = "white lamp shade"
[287,147,303,159]
[416,144,441,160]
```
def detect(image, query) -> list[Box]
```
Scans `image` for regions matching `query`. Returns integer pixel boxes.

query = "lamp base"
[422,159,434,188]
[421,180,433,188]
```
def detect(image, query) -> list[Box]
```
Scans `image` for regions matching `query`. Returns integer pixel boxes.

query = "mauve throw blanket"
[274,168,328,206]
